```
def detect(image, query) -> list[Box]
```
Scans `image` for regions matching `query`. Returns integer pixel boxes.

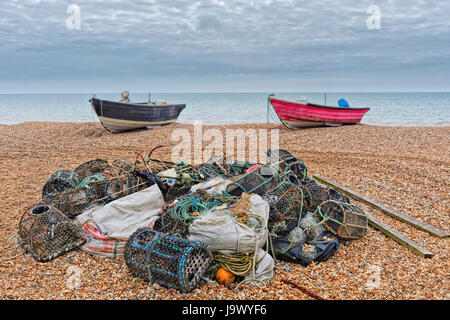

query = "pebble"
[0,122,448,300]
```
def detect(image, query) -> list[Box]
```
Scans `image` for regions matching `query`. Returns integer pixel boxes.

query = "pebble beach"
[0,121,448,300]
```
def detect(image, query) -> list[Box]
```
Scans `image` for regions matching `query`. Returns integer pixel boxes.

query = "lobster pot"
[124,228,213,293]
[18,205,85,262]
[164,184,192,202]
[288,161,308,183]
[278,169,301,186]
[106,173,141,201]
[262,182,306,237]
[43,187,98,218]
[226,166,278,197]
[227,160,254,177]
[196,163,224,180]
[266,149,308,183]
[147,158,178,175]
[302,183,330,212]
[42,170,81,199]
[74,159,110,180]
[314,201,368,239]
[327,187,350,204]
[153,209,190,239]
[109,159,135,176]
[78,173,109,198]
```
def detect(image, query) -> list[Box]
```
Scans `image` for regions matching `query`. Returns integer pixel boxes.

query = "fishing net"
[262,182,306,237]
[124,228,213,293]
[74,159,110,180]
[18,204,86,262]
[42,170,81,199]
[314,200,368,239]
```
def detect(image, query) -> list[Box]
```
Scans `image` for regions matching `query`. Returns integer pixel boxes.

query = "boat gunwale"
[269,97,370,111]
[90,98,186,110]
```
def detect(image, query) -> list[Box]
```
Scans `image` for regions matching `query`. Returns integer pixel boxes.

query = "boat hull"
[269,97,370,128]
[90,98,186,133]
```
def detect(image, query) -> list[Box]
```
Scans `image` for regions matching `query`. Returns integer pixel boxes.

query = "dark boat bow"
[90,98,186,133]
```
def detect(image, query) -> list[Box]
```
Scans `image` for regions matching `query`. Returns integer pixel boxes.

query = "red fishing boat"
[268,95,370,129]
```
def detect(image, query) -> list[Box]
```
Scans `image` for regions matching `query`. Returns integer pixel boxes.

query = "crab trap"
[124,228,213,293]
[43,187,99,218]
[105,173,143,201]
[226,165,279,196]
[164,184,192,202]
[18,204,85,262]
[302,183,331,212]
[78,173,109,199]
[74,159,110,180]
[262,182,306,237]
[42,170,81,199]
[314,200,368,239]
[266,149,309,183]
[153,209,190,239]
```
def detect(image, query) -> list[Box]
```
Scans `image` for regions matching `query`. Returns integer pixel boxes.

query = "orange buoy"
[216,267,236,284]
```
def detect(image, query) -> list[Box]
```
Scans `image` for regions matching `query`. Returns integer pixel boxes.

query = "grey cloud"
[0,0,449,92]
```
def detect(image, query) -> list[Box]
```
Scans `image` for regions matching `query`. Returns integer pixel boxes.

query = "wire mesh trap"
[18,204,86,262]
[266,149,309,183]
[78,173,109,199]
[105,173,140,201]
[43,187,98,218]
[302,183,331,212]
[314,200,368,239]
[262,182,306,237]
[109,159,135,176]
[42,170,81,199]
[153,209,190,239]
[226,165,279,196]
[124,228,213,293]
[74,159,110,180]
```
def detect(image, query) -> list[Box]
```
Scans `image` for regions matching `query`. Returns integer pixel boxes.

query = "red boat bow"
[269,96,370,128]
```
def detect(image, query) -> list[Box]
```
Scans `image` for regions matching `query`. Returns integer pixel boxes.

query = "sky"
[0,0,449,93]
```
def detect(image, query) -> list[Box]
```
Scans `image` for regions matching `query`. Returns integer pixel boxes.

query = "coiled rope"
[170,197,209,225]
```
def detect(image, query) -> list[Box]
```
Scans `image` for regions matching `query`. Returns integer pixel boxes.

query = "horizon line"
[0,90,449,95]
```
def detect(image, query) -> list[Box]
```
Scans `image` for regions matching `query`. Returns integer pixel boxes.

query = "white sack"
[244,248,274,283]
[188,195,269,254]
[76,184,164,257]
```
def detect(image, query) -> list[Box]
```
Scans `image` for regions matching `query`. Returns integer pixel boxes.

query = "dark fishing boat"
[90,94,186,133]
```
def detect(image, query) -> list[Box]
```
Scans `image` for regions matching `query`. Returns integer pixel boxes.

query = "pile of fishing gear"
[17,147,368,293]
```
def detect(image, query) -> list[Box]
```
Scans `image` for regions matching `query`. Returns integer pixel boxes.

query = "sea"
[0,92,449,126]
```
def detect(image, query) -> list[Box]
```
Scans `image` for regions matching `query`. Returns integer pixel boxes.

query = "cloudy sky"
[0,0,449,93]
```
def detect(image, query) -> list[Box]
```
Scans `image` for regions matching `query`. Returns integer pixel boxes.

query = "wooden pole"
[313,175,449,238]
[366,214,434,258]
